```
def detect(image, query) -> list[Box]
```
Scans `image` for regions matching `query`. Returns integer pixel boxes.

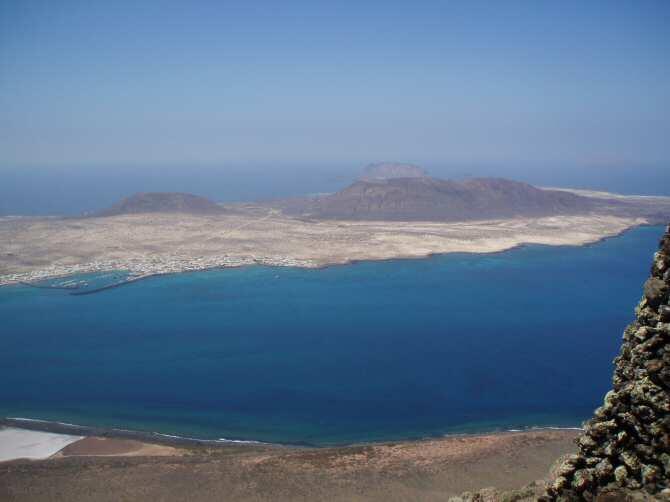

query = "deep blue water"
[0,226,664,445]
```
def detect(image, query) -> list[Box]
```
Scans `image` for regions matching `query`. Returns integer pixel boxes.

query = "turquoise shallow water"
[0,226,664,445]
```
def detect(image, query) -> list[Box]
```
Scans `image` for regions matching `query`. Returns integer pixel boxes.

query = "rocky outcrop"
[266,162,670,223]
[98,192,226,216]
[542,225,670,500]
[278,176,598,221]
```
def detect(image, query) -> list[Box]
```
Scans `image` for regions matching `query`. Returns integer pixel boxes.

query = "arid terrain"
[2,172,670,287]
[0,428,578,502]
[0,206,665,287]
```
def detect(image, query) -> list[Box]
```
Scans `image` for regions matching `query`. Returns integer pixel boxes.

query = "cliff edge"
[542,224,670,500]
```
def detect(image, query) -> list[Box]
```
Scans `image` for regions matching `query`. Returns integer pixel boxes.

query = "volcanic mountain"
[99,192,225,216]
[359,162,428,181]
[275,173,598,221]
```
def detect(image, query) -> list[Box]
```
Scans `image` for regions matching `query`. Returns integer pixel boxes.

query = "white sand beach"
[0,427,83,462]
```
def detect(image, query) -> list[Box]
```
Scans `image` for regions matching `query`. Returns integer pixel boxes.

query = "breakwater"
[68,274,152,296]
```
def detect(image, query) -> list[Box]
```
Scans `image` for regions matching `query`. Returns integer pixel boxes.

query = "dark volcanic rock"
[544,224,670,500]
[98,192,225,216]
[280,175,597,221]
[644,278,668,307]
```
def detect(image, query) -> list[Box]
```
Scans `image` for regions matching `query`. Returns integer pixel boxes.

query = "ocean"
[0,225,664,445]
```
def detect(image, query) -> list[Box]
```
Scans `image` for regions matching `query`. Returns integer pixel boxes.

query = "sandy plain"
[0,427,578,501]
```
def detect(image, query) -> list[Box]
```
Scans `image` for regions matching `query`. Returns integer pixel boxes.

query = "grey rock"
[636,327,652,341]
[579,435,599,450]
[645,360,664,374]
[641,464,660,484]
[660,453,670,474]
[552,476,569,492]
[614,465,629,486]
[644,277,668,306]
[590,420,618,436]
[620,451,641,473]
[595,458,614,478]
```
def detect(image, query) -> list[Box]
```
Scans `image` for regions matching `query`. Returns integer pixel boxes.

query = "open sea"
[0,225,664,446]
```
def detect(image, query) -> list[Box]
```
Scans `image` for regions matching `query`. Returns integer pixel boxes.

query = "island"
[1,163,670,287]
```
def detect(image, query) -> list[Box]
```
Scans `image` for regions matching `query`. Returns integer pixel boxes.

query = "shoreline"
[1,218,655,291]
[0,416,584,452]
[0,418,284,449]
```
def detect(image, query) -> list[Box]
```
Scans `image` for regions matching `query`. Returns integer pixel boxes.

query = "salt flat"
[0,427,82,462]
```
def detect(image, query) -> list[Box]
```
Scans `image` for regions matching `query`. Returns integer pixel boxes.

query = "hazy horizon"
[2,161,670,216]
[2,1,669,214]
[2,1,669,170]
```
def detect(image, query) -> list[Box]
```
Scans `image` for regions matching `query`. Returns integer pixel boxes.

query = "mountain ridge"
[98,192,225,216]
[275,174,598,221]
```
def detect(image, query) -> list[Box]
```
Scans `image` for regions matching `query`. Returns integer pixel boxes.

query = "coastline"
[0,423,580,501]
[2,218,652,456]
[0,416,583,453]
[0,213,653,289]
[0,418,285,449]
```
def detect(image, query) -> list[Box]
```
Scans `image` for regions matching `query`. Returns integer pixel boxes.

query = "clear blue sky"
[1,0,668,169]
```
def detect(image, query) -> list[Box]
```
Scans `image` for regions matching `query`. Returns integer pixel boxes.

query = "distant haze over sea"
[1,163,669,216]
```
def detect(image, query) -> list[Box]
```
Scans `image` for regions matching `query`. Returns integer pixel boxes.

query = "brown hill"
[99,192,225,216]
[277,176,598,221]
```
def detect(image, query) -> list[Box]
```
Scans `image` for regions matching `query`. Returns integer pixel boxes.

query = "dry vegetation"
[0,430,578,502]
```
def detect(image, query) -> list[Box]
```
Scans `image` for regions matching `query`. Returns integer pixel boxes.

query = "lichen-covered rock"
[615,465,629,486]
[594,487,662,501]
[660,454,670,473]
[596,458,615,479]
[544,223,670,500]
[641,464,661,484]
[644,277,668,307]
[590,420,618,436]
[573,469,596,491]
[555,462,578,479]
[620,451,642,473]
[552,476,569,491]
[580,435,599,450]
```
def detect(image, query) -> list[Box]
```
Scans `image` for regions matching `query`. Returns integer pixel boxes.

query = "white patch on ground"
[0,427,83,462]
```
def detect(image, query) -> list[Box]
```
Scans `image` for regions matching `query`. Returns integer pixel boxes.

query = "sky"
[1,0,669,172]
